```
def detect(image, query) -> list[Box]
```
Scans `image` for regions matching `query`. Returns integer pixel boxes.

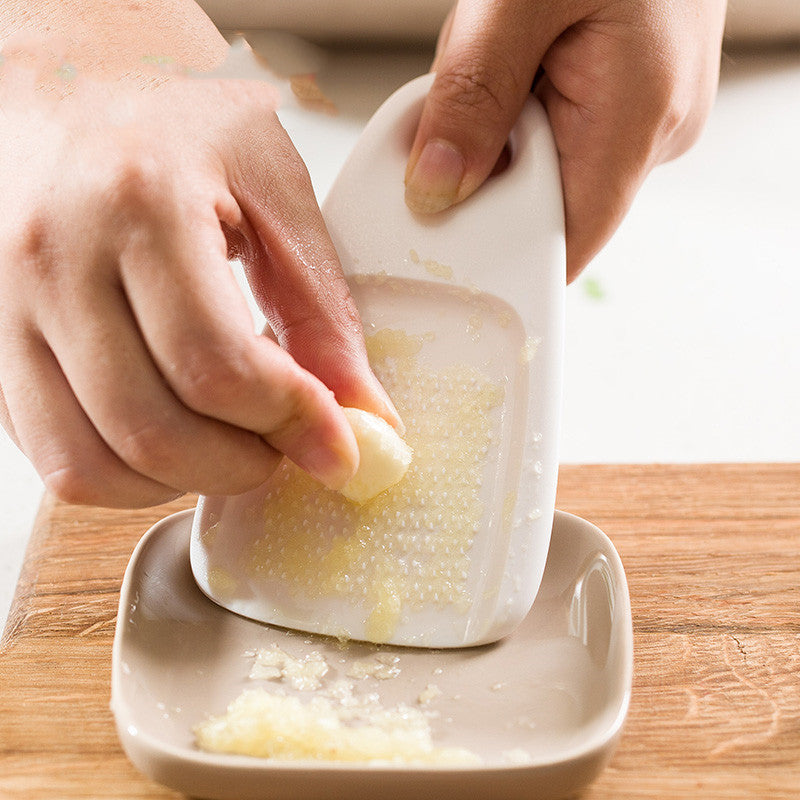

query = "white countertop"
[2,41,799,631]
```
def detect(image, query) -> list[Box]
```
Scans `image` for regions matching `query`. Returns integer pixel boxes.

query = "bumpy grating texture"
[247,328,503,641]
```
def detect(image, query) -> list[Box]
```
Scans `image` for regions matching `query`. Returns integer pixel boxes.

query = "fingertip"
[391,412,407,438]
[404,138,465,215]
[375,392,405,436]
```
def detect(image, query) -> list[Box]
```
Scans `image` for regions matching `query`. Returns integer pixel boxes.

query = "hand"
[405,0,728,281]
[0,53,398,507]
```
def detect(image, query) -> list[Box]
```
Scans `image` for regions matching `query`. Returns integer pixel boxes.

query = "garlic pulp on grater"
[248,328,504,642]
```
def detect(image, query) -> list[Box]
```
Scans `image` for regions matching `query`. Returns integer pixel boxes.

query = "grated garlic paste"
[194,688,480,765]
[195,647,481,765]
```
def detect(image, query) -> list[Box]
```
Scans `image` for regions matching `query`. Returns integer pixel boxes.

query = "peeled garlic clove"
[339,408,412,504]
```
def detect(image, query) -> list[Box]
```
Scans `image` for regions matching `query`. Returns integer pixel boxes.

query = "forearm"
[0,0,227,79]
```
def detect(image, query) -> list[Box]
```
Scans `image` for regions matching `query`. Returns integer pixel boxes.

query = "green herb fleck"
[583,277,604,301]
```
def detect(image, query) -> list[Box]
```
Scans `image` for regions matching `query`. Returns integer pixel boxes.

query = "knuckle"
[99,141,165,217]
[336,302,363,342]
[279,373,327,435]
[14,211,48,256]
[233,139,302,210]
[176,346,254,415]
[283,270,362,344]
[643,72,706,161]
[651,79,688,140]
[279,314,337,360]
[11,211,58,281]
[42,461,177,508]
[115,419,180,477]
[43,464,95,505]
[269,136,313,192]
[326,263,363,327]
[435,52,521,121]
[283,150,314,189]
[667,84,712,155]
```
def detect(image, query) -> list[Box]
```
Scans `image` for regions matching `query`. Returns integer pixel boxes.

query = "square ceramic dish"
[111,508,632,799]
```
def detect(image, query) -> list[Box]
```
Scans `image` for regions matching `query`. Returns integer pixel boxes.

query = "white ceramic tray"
[111,509,632,800]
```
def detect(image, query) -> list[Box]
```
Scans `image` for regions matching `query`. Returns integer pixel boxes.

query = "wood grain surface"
[1,464,799,799]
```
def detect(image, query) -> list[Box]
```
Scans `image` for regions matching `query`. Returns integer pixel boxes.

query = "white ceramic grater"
[190,73,565,648]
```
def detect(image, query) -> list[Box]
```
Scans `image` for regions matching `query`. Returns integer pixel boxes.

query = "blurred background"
[2,2,799,627]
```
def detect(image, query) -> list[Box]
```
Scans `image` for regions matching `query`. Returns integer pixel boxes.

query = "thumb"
[405,0,564,214]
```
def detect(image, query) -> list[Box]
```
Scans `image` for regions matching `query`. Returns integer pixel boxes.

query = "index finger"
[225,113,402,431]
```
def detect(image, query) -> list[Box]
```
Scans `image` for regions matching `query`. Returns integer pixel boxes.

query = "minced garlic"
[194,687,480,765]
[195,646,479,766]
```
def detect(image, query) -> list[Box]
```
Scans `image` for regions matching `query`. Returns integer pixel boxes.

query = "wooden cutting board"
[1,464,799,799]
